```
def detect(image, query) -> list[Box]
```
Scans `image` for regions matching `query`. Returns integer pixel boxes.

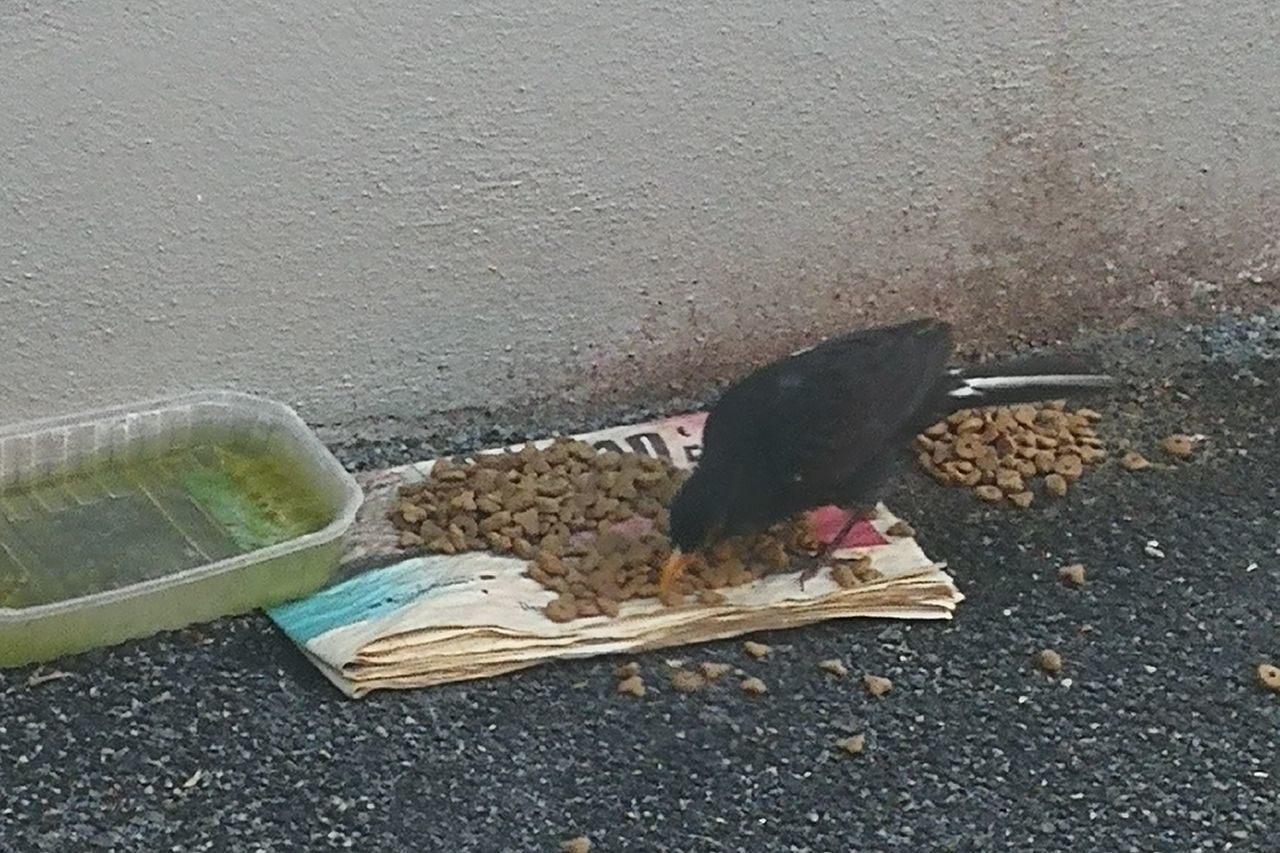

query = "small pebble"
[818,658,849,678]
[1038,649,1063,674]
[863,674,893,697]
[616,675,646,697]
[740,676,768,695]
[835,734,866,755]
[743,641,771,659]
[1058,563,1086,587]
[1257,663,1280,692]
[561,837,592,853]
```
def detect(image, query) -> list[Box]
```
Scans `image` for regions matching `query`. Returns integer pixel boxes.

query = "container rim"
[0,389,363,618]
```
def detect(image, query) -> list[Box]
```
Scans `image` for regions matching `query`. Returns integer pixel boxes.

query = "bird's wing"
[703,319,954,500]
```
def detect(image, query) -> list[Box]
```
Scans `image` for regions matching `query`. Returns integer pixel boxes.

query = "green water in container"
[0,443,333,609]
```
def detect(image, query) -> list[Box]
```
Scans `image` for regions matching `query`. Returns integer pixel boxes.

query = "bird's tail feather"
[946,354,1115,407]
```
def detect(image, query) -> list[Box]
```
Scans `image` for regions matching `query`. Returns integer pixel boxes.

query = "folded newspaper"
[268,413,963,697]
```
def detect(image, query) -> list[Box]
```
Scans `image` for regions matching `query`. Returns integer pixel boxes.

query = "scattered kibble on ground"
[914,402,1107,505]
[1257,663,1280,692]
[818,658,849,678]
[1038,649,1064,674]
[743,641,771,659]
[700,661,732,681]
[740,676,768,695]
[389,438,830,621]
[1043,473,1068,498]
[616,675,646,697]
[1163,434,1196,458]
[669,668,705,693]
[613,661,640,679]
[835,734,866,755]
[863,674,893,697]
[561,837,592,853]
[1058,563,1087,587]
[1120,450,1151,471]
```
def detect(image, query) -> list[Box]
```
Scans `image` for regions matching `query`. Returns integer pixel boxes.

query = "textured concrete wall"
[3,1,1278,427]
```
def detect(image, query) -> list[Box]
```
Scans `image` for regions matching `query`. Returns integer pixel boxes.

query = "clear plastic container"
[0,391,362,667]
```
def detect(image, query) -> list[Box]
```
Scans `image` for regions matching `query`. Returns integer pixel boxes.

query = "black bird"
[659,317,1115,593]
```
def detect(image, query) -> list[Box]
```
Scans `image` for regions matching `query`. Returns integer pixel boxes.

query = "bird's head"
[659,466,730,592]
[667,466,730,553]
[661,459,774,594]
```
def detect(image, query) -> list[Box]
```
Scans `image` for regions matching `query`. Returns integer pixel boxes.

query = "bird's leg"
[798,506,868,588]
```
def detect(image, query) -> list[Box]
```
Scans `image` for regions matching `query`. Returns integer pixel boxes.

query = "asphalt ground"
[1,311,1278,852]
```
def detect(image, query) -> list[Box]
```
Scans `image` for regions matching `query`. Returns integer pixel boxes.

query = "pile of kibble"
[913,402,1106,505]
[389,438,857,622]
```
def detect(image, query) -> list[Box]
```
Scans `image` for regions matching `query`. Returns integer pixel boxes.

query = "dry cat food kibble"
[863,674,893,697]
[975,484,1004,502]
[740,676,768,695]
[835,734,866,755]
[743,641,771,659]
[886,520,915,538]
[613,661,640,679]
[1257,663,1280,692]
[616,675,646,697]
[832,556,882,588]
[390,438,828,622]
[1038,649,1064,674]
[1058,563,1087,587]
[669,668,706,693]
[1120,450,1151,471]
[915,402,1108,505]
[818,658,849,678]
[1163,434,1196,458]
[561,837,592,853]
[1043,474,1068,498]
[700,661,733,681]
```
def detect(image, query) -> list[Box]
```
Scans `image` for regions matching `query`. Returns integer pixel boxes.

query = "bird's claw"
[797,563,822,590]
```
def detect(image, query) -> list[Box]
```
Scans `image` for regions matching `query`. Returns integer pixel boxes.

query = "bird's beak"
[658,549,692,596]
